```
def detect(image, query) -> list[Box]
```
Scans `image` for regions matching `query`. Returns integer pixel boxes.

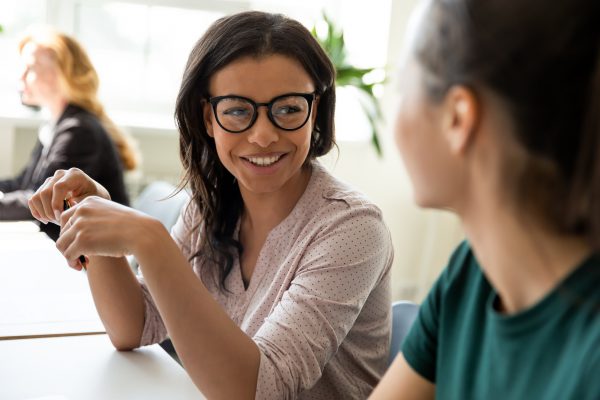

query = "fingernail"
[54,211,61,222]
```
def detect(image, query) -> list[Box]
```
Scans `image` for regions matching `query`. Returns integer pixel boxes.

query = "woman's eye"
[274,106,301,115]
[223,108,250,117]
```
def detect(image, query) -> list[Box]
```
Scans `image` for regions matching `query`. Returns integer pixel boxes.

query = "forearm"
[86,255,145,350]
[135,222,260,400]
[369,355,435,400]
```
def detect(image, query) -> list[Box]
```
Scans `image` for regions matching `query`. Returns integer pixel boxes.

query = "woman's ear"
[441,86,479,155]
[203,101,215,137]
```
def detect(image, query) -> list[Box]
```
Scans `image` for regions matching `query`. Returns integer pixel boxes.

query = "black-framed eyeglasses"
[208,92,316,133]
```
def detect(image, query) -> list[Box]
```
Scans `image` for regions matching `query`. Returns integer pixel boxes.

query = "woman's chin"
[412,191,440,210]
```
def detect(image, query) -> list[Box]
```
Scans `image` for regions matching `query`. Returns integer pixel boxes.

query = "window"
[0,0,47,115]
[0,0,392,141]
[74,2,226,115]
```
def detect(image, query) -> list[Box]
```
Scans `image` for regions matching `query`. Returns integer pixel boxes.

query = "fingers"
[29,173,63,224]
[28,178,50,223]
[56,208,87,271]
[53,167,97,205]
[54,196,133,270]
[28,168,94,225]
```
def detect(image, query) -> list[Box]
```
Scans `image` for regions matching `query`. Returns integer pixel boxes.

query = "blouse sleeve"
[138,200,195,346]
[253,204,393,399]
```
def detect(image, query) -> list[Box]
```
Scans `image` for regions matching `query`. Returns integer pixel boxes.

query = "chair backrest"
[129,181,189,272]
[388,300,420,366]
[133,181,189,232]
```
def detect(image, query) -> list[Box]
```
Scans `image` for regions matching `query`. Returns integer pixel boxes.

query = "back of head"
[415,0,600,248]
[19,28,139,171]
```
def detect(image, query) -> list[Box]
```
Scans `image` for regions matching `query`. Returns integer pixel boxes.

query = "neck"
[239,164,312,236]
[45,97,68,122]
[460,192,590,314]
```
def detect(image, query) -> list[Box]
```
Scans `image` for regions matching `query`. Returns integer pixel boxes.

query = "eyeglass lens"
[214,95,310,132]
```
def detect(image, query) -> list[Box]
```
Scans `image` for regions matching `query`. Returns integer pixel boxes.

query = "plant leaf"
[312,11,386,157]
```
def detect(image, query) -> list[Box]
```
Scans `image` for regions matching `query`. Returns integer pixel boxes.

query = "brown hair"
[416,0,600,248]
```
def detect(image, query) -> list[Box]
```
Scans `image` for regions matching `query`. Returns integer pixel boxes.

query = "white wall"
[319,0,464,300]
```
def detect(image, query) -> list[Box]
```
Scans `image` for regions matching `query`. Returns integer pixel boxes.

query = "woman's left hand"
[57,196,157,269]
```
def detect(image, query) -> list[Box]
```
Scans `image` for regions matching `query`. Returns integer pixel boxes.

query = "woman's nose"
[246,110,279,148]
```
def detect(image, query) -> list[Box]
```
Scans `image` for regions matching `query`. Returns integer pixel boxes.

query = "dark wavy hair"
[415,0,600,248]
[175,11,336,291]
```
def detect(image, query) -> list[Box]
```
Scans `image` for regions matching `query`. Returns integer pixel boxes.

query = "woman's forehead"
[22,43,55,68]
[208,54,315,100]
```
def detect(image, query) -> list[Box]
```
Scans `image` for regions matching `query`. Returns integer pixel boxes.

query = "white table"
[0,334,203,399]
[0,222,104,339]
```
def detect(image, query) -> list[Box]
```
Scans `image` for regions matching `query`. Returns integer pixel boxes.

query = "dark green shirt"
[403,241,600,400]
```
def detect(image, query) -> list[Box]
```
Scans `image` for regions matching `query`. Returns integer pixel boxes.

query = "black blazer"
[0,104,130,240]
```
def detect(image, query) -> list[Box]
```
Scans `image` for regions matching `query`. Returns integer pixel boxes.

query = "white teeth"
[246,155,283,166]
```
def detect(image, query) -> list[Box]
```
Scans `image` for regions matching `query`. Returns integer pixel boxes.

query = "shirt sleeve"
[138,200,194,346]
[0,189,34,220]
[0,170,27,193]
[584,347,600,400]
[253,205,393,399]
[401,241,470,383]
[401,271,443,383]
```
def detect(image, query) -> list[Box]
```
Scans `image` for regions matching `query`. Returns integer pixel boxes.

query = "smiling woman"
[204,55,315,206]
[27,11,393,400]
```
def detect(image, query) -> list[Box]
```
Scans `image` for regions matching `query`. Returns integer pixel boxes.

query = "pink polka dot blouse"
[138,161,393,399]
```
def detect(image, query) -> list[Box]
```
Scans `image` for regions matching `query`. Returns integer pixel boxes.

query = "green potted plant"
[312,13,386,156]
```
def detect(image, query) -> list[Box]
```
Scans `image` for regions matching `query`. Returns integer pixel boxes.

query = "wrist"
[131,216,170,258]
[95,182,111,201]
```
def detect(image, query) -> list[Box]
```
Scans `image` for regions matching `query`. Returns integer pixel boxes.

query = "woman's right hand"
[28,168,111,225]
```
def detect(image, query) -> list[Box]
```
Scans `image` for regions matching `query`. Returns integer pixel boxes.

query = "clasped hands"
[28,168,154,270]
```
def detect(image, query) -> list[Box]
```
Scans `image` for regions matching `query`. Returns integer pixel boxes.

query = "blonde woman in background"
[0,28,138,240]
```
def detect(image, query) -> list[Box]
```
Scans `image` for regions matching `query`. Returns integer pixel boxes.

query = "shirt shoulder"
[306,162,385,222]
[299,163,391,248]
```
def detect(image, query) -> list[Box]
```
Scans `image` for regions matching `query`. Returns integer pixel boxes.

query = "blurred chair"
[129,181,189,272]
[388,300,420,366]
[133,181,189,231]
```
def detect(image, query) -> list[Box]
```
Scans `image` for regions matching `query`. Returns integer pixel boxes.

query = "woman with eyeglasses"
[370,0,600,399]
[28,11,393,399]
